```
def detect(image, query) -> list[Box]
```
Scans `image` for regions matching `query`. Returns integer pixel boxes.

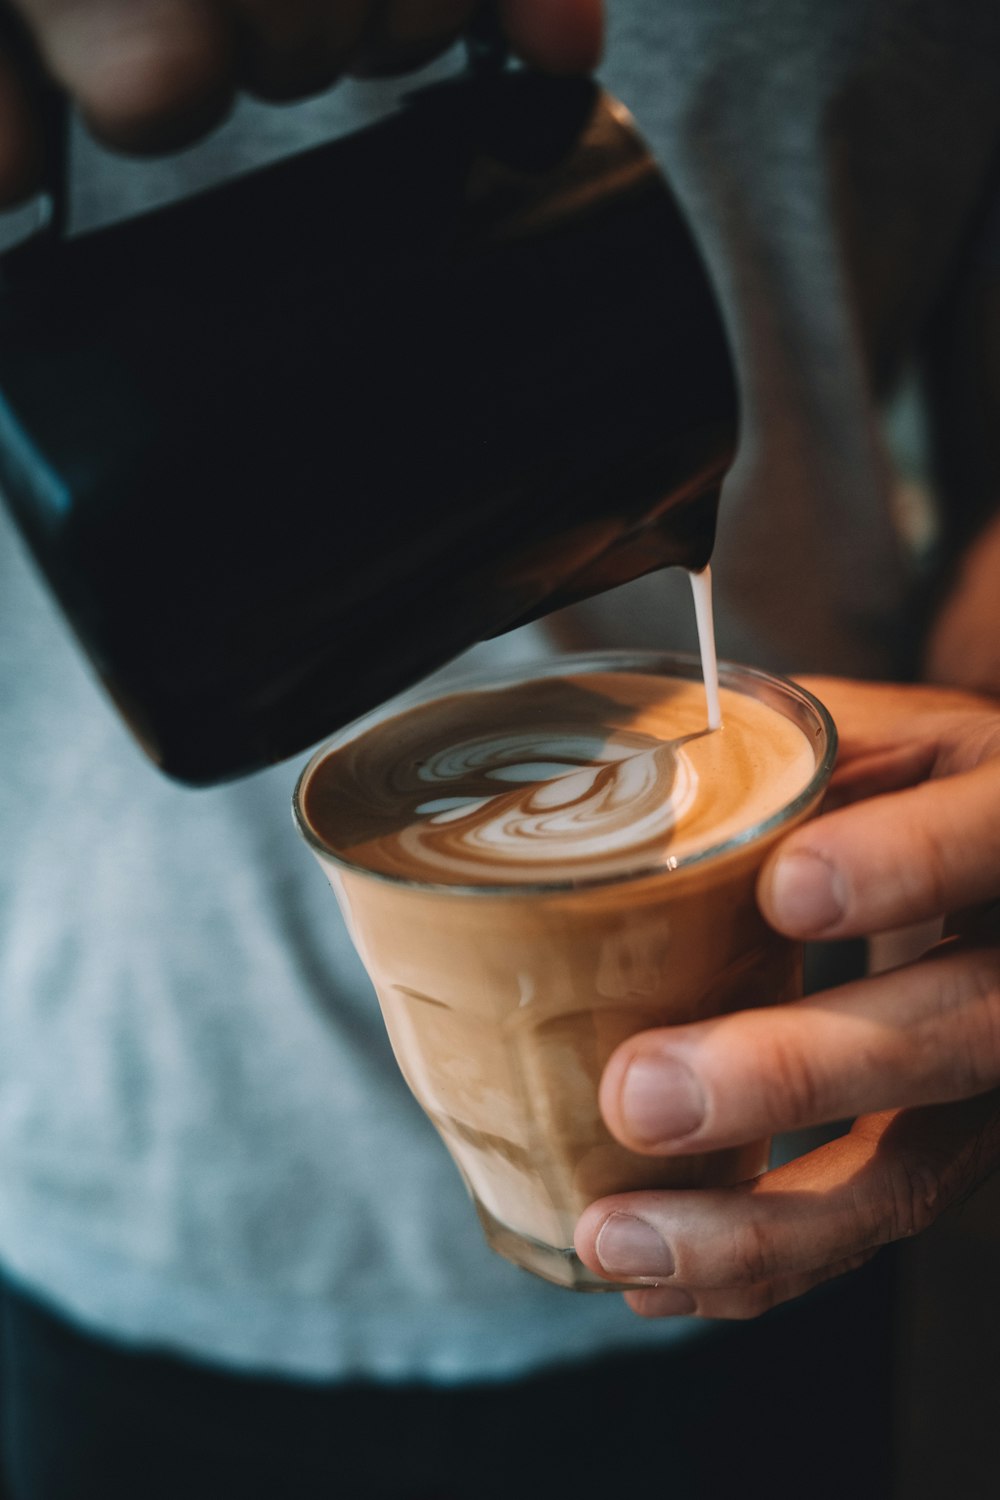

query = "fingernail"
[621,1055,706,1145]
[768,851,846,934]
[596,1213,676,1278]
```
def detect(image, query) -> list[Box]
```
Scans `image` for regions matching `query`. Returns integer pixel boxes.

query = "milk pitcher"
[0,57,736,783]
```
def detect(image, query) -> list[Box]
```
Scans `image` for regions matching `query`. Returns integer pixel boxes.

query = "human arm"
[574,679,1000,1319]
[0,0,604,203]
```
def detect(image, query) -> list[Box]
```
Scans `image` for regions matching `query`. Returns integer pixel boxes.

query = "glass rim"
[292,650,838,897]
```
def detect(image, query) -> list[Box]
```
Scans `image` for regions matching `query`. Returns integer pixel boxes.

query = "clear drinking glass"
[293,652,836,1290]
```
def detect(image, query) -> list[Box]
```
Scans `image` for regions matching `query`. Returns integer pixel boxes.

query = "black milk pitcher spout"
[0,66,737,785]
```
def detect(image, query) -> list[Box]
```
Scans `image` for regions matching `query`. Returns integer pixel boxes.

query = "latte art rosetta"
[302,672,818,887]
[398,732,696,879]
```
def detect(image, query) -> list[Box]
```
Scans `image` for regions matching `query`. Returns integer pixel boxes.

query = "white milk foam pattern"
[303,668,816,887]
[401,730,697,878]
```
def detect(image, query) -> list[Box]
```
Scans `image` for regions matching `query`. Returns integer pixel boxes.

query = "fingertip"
[38,0,235,155]
[599,1037,711,1154]
[758,847,847,939]
[500,0,604,74]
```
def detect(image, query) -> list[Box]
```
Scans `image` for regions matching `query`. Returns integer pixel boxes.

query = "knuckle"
[882,1149,943,1242]
[700,1278,785,1322]
[756,1029,827,1127]
[725,1214,778,1287]
[911,821,952,917]
[918,949,1000,1097]
[707,1252,881,1323]
[834,1250,877,1279]
[963,952,1000,1087]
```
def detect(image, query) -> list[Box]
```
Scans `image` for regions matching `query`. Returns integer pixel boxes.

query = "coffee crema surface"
[302,672,816,885]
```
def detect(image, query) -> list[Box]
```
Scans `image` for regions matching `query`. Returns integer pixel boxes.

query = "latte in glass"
[295,654,835,1290]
